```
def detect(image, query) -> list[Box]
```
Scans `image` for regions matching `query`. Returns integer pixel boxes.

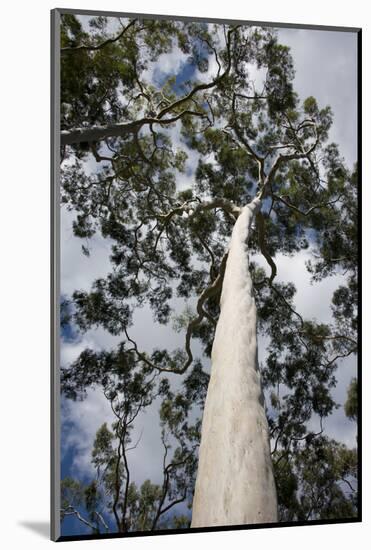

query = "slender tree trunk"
[191,197,278,527]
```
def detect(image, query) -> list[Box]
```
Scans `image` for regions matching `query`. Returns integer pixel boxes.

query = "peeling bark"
[191,197,278,527]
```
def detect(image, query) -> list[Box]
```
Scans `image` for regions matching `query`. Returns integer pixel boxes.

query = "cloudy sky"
[59,15,358,536]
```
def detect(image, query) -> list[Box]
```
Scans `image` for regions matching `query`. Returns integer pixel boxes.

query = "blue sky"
[152,55,197,91]
[59,16,358,536]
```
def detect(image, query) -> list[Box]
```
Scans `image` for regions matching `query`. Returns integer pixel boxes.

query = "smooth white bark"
[191,197,278,527]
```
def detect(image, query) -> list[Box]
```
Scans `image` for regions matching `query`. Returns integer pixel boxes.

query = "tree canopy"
[59,13,358,535]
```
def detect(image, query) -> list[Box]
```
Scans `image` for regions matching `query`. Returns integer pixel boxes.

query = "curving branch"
[61,19,138,54]
[272,193,344,217]
[151,435,197,530]
[256,211,277,284]
[257,121,319,200]
[62,506,97,532]
[62,505,109,533]
[341,477,356,493]
[301,333,357,347]
[125,252,228,374]
[95,511,109,531]
[320,347,357,370]
[157,197,241,224]
[270,284,305,327]
[230,92,266,184]
[111,431,123,531]
[156,26,238,120]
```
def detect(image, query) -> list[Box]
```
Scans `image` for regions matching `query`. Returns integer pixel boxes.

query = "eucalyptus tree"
[59,13,358,533]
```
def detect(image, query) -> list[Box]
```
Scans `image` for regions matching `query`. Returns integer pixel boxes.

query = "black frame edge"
[51,7,61,543]
[56,517,361,543]
[356,27,362,523]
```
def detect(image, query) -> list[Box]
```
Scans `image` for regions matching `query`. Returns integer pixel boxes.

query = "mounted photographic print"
[51,8,361,542]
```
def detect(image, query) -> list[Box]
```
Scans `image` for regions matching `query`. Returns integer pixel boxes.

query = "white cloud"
[275,249,345,324]
[62,383,171,486]
[278,28,357,168]
[62,388,112,477]
[142,44,188,87]
[161,121,202,192]
[76,14,128,36]
[61,336,98,367]
[194,52,220,84]
[60,207,113,297]
[193,23,225,84]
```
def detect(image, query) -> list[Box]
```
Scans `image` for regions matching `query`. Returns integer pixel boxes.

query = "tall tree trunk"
[191,197,278,527]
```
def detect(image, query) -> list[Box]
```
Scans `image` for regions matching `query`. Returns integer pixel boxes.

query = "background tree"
[61,340,204,533]
[59,14,358,534]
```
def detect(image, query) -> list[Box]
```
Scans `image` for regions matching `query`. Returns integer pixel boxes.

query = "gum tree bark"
[191,197,278,527]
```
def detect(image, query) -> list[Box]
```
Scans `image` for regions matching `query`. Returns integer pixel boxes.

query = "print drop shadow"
[18,521,50,539]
